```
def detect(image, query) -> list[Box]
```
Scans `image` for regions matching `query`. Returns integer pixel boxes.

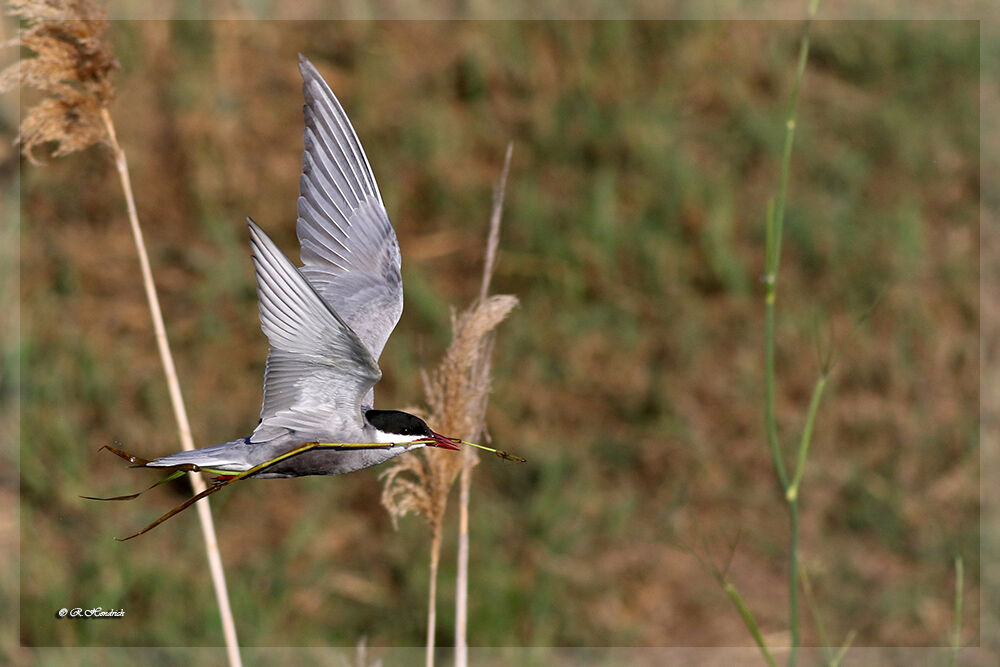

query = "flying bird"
[89,56,522,538]
[146,55,464,478]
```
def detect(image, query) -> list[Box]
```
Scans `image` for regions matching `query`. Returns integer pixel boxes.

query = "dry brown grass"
[380,145,517,665]
[1,0,116,162]
[381,294,518,531]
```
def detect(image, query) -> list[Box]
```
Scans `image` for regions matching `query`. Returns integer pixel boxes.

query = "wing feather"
[248,219,380,442]
[295,55,403,365]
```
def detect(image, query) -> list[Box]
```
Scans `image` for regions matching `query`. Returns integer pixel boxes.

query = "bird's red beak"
[428,432,462,451]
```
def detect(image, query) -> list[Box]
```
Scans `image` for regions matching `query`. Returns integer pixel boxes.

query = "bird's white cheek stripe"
[372,431,425,444]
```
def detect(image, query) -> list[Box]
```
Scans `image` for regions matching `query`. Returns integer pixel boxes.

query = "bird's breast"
[251,445,408,478]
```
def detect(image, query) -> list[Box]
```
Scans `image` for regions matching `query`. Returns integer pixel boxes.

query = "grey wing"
[247,219,381,443]
[296,55,403,365]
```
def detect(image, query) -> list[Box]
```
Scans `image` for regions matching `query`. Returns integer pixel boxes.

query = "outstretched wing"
[296,55,403,364]
[248,219,381,443]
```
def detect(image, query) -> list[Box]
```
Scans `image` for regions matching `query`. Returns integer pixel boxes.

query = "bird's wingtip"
[298,54,319,79]
[246,217,268,248]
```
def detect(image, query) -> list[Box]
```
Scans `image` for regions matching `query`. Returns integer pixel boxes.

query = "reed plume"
[1,0,115,161]
[3,3,241,664]
[381,145,516,667]
[381,295,518,530]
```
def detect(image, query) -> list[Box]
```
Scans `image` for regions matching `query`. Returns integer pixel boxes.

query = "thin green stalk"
[764,200,790,492]
[760,5,818,666]
[949,556,964,667]
[772,0,818,265]
[799,566,835,664]
[723,581,778,667]
[830,630,856,666]
[787,375,828,502]
[788,500,800,660]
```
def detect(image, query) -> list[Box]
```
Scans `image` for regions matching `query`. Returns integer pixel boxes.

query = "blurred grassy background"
[10,18,982,652]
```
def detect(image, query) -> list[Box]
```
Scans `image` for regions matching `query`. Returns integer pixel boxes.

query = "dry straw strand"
[455,141,513,667]
[4,4,241,664]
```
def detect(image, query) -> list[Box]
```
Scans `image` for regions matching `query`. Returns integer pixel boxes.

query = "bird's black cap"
[365,410,433,437]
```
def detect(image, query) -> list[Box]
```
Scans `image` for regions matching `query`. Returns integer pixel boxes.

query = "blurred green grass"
[13,20,981,650]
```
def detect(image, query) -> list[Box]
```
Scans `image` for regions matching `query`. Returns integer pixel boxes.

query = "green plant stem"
[764,197,789,490]
[723,581,778,667]
[764,228,790,489]
[788,375,828,502]
[773,0,819,261]
[788,500,800,660]
[799,566,835,664]
[760,5,818,666]
[831,630,856,666]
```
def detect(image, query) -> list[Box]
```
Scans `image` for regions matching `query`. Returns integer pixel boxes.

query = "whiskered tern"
[90,55,522,539]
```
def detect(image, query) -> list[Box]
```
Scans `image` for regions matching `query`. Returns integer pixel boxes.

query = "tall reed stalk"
[381,145,516,667]
[2,4,241,664]
[455,142,512,667]
[98,109,242,666]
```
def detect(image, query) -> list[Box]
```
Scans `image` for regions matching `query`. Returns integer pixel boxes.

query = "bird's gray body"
[148,56,422,479]
[158,436,413,479]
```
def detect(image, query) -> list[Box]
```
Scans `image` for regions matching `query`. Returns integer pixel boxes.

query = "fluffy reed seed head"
[1,0,118,163]
[380,294,518,531]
